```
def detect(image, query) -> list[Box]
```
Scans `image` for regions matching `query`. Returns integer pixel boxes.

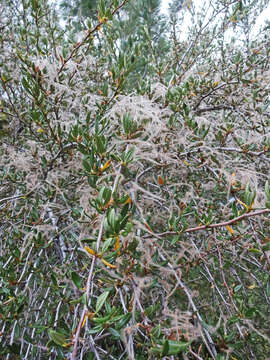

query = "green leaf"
[266,281,270,297]
[108,327,121,338]
[262,242,270,252]
[150,324,161,338]
[234,284,242,293]
[102,237,114,252]
[84,352,95,360]
[87,325,103,334]
[114,312,132,330]
[92,311,114,324]
[83,158,92,172]
[48,329,68,347]
[150,340,191,355]
[161,339,169,356]
[248,248,261,254]
[244,307,257,318]
[96,291,110,313]
[71,271,82,289]
[108,208,116,228]
[228,315,240,325]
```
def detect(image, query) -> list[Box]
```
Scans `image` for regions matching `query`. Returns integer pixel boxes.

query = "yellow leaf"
[37,127,44,133]
[100,16,108,24]
[101,258,116,269]
[213,81,219,87]
[247,283,256,289]
[114,236,120,253]
[99,160,111,172]
[85,246,96,256]
[187,0,192,9]
[226,225,234,234]
[184,160,190,166]
[81,313,87,328]
[236,197,249,211]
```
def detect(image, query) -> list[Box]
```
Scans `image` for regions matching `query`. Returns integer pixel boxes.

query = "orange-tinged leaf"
[87,312,96,319]
[124,197,132,205]
[144,222,152,231]
[59,54,64,64]
[101,259,116,269]
[226,225,234,234]
[158,175,165,185]
[231,172,236,186]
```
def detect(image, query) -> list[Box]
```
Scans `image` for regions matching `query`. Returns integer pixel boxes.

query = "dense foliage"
[1,0,270,359]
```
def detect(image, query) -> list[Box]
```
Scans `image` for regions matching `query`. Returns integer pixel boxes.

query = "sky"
[50,0,270,38]
[160,0,270,38]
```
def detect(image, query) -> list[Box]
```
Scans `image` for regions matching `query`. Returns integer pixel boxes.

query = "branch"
[72,170,123,360]
[194,105,233,115]
[217,147,270,162]
[145,209,270,238]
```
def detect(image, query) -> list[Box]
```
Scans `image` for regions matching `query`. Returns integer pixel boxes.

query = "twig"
[0,185,39,204]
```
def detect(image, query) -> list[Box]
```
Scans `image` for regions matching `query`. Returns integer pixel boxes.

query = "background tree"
[1,0,270,359]
[60,0,99,30]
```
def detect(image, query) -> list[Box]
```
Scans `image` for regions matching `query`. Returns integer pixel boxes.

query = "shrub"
[1,0,270,359]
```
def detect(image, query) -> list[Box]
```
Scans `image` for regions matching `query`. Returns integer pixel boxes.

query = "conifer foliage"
[1,0,270,359]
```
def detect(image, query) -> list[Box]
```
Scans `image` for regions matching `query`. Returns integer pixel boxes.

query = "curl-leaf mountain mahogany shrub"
[1,0,270,359]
